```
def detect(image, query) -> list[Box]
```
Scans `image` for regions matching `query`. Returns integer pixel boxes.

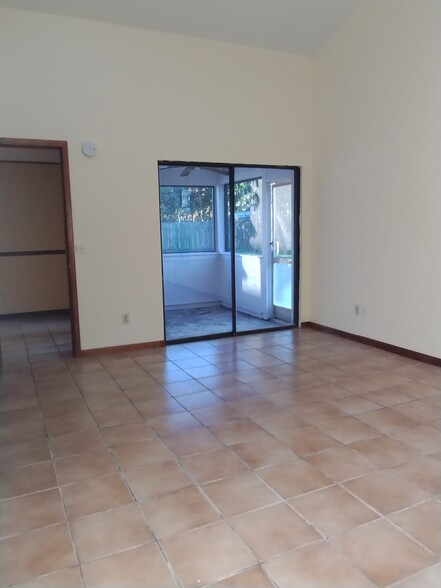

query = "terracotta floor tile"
[71,504,153,562]
[230,502,319,560]
[279,372,326,389]
[161,521,256,588]
[0,488,65,538]
[41,398,88,418]
[141,486,220,540]
[394,400,441,423]
[148,412,201,436]
[50,429,106,458]
[257,459,333,499]
[391,562,441,588]
[293,402,347,424]
[176,391,224,411]
[135,397,185,419]
[274,425,341,455]
[0,417,46,444]
[369,373,411,388]
[90,403,143,428]
[391,381,441,400]
[207,565,274,588]
[331,395,382,415]
[0,407,45,439]
[393,424,441,454]
[357,407,419,434]
[162,426,222,457]
[111,438,174,470]
[211,383,257,402]
[344,470,430,515]
[305,446,377,483]
[350,435,420,467]
[318,416,380,444]
[45,411,96,437]
[81,543,177,588]
[236,368,276,385]
[333,376,382,394]
[228,395,281,418]
[300,383,351,401]
[10,566,84,588]
[55,450,117,485]
[389,499,441,554]
[99,421,155,447]
[426,395,441,408]
[203,471,281,517]
[181,448,246,484]
[263,541,376,588]
[0,438,50,471]
[362,387,414,406]
[62,474,133,519]
[416,371,441,390]
[147,367,192,385]
[122,384,167,403]
[334,519,437,587]
[173,357,212,370]
[83,392,128,412]
[0,392,39,413]
[207,418,267,445]
[164,380,209,396]
[0,523,76,586]
[392,455,441,495]
[190,405,242,426]
[290,484,378,536]
[262,388,316,409]
[231,435,298,469]
[125,460,192,501]
[0,461,57,499]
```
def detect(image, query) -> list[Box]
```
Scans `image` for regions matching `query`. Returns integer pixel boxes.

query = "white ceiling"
[0,0,362,56]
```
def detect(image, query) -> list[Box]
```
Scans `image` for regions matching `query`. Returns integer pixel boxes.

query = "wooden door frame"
[0,137,81,356]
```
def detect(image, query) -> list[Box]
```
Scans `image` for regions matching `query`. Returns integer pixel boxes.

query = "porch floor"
[165,306,285,341]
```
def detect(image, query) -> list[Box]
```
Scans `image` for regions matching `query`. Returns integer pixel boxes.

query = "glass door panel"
[271,181,294,323]
[233,167,271,333]
[158,163,232,342]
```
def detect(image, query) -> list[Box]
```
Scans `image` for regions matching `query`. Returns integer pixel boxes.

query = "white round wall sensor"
[82,142,97,157]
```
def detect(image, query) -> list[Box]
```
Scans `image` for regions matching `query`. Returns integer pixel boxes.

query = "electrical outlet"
[354,305,361,316]
[122,313,130,325]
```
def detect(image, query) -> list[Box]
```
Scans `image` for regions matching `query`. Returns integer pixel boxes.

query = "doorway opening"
[0,138,80,358]
[158,162,300,343]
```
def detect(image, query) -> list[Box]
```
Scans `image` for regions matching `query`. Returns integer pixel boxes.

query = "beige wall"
[3,2,438,357]
[0,7,313,349]
[312,0,441,358]
[0,255,69,314]
[0,162,69,314]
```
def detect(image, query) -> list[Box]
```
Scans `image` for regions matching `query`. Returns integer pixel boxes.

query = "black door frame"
[158,160,300,344]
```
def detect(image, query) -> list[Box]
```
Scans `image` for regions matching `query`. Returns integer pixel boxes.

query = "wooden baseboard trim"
[80,340,165,357]
[301,321,441,367]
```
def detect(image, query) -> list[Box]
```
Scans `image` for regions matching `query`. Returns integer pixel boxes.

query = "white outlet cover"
[82,142,97,157]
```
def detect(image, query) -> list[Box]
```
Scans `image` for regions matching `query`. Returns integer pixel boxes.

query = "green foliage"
[225,179,262,254]
[160,186,214,222]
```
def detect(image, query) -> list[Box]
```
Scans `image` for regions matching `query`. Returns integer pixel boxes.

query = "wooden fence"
[161,221,214,253]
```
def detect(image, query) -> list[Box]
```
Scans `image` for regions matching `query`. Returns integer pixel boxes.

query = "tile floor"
[1,316,441,587]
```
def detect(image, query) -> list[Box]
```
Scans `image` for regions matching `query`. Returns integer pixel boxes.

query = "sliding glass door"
[158,162,299,342]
